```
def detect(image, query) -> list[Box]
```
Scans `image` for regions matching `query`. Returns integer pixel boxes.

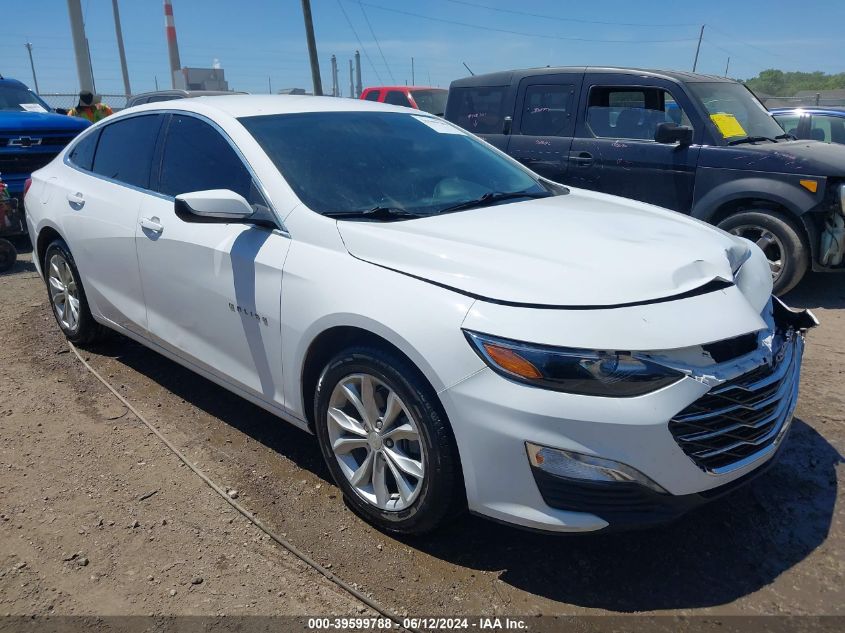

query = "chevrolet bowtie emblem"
[9,137,42,147]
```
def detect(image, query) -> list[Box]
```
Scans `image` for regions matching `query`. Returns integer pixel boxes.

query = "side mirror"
[175,189,254,223]
[655,122,693,145]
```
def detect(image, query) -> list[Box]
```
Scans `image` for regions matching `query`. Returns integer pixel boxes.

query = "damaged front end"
[650,297,817,475]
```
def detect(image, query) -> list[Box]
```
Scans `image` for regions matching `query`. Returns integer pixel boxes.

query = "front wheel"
[717,210,809,295]
[314,345,464,535]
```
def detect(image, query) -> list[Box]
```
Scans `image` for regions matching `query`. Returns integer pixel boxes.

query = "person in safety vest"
[69,91,113,123]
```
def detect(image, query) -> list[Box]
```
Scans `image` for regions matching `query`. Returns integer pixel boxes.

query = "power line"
[336,0,384,84]
[358,1,395,84]
[442,0,698,27]
[707,25,784,60]
[355,1,698,44]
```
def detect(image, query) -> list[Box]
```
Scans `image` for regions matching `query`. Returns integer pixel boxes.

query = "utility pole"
[692,24,705,72]
[411,57,415,86]
[111,0,131,97]
[154,75,159,90]
[724,56,730,78]
[66,0,95,94]
[300,0,323,96]
[268,76,272,94]
[349,59,354,99]
[330,54,338,97]
[354,50,362,98]
[24,43,40,94]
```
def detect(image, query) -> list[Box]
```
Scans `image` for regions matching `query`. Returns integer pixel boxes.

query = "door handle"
[569,152,594,166]
[139,216,164,233]
[66,192,85,207]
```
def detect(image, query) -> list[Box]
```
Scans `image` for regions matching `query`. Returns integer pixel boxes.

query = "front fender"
[691,167,825,223]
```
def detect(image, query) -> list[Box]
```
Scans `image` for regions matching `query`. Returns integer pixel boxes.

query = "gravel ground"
[0,249,842,619]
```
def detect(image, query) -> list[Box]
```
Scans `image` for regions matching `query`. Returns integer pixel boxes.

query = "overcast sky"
[4,0,843,96]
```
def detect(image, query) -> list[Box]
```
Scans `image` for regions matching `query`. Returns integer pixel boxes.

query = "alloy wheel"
[326,373,426,511]
[728,225,785,280]
[48,253,81,331]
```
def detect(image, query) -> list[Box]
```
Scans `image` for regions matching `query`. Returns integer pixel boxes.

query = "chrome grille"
[669,333,802,474]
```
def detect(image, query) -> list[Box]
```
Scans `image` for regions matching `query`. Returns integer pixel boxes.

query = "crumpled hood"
[0,110,90,133]
[337,188,750,307]
[699,139,845,177]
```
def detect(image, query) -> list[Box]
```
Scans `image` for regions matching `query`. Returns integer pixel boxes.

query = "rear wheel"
[44,239,105,344]
[717,210,809,295]
[314,345,464,534]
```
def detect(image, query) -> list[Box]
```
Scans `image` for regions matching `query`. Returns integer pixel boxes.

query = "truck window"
[773,113,801,137]
[520,84,573,136]
[586,86,691,141]
[809,115,845,143]
[384,91,412,107]
[447,86,508,134]
[363,90,381,102]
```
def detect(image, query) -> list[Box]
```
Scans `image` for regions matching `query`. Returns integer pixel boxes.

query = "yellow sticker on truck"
[710,113,747,138]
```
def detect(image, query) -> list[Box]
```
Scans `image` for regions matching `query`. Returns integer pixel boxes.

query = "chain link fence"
[761,96,845,109]
[39,93,127,112]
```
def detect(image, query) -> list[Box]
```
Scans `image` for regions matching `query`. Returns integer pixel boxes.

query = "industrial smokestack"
[163,0,182,89]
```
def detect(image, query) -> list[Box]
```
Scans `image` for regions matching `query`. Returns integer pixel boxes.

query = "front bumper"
[441,299,814,533]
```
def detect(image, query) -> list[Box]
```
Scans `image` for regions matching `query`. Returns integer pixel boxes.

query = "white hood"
[337,188,750,307]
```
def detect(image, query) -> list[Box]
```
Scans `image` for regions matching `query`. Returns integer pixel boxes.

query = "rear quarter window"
[446,86,508,134]
[67,129,100,171]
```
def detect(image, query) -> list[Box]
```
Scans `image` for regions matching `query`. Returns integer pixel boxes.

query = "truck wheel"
[0,239,16,273]
[718,210,809,295]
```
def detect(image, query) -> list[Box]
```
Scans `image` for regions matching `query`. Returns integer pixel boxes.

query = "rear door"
[507,74,582,183]
[135,112,289,405]
[445,84,514,151]
[570,74,701,212]
[59,113,164,333]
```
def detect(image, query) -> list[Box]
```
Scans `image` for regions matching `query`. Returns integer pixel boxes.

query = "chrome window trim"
[62,108,289,236]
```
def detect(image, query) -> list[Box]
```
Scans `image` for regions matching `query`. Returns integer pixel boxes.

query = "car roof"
[450,66,737,88]
[121,94,417,119]
[363,86,446,92]
[770,107,845,115]
[130,89,247,99]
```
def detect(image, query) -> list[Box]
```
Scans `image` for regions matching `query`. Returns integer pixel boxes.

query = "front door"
[507,74,582,183]
[135,113,290,405]
[570,75,701,212]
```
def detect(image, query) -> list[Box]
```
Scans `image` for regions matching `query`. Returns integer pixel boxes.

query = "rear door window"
[92,114,163,188]
[519,84,574,136]
[446,86,508,134]
[67,129,100,171]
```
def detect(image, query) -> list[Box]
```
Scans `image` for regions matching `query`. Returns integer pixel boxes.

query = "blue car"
[771,107,845,144]
[0,76,90,225]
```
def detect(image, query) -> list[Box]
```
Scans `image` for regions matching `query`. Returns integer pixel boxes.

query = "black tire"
[0,239,15,273]
[314,345,464,535]
[43,239,105,345]
[717,210,809,295]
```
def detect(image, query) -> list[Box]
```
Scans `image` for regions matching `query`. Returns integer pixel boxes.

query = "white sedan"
[24,95,816,534]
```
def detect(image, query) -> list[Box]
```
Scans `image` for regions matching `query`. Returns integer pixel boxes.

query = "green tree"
[745,69,845,96]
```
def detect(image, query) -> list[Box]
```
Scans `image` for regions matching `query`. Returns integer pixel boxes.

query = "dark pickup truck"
[445,67,845,294]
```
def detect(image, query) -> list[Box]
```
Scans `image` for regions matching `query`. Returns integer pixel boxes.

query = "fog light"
[525,442,666,493]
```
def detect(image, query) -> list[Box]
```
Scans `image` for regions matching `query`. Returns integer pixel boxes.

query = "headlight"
[464,331,684,397]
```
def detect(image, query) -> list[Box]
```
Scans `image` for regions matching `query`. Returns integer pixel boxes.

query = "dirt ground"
[0,248,843,619]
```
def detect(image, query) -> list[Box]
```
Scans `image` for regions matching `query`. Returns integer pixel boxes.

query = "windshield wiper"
[437,190,552,214]
[727,136,778,145]
[324,206,423,221]
[775,132,796,140]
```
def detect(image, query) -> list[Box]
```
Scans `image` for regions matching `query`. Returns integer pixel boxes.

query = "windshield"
[0,84,53,113]
[240,111,547,217]
[688,82,785,142]
[411,89,448,116]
